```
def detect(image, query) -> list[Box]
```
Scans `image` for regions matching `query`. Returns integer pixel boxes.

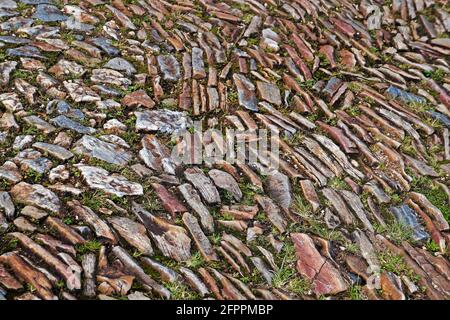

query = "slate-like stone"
[76,165,143,197]
[73,135,132,166]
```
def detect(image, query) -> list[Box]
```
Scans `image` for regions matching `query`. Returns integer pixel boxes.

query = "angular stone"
[0,191,14,220]
[184,167,221,205]
[73,135,132,166]
[132,202,192,262]
[6,46,45,59]
[192,47,206,79]
[32,142,73,161]
[91,68,131,88]
[13,216,36,232]
[0,252,56,300]
[182,212,218,262]
[151,183,187,218]
[122,90,155,108]
[255,195,287,233]
[157,55,181,82]
[109,217,153,256]
[106,4,136,30]
[257,81,281,106]
[104,57,136,75]
[76,165,143,197]
[390,205,429,242]
[67,200,117,244]
[208,169,242,202]
[135,109,192,134]
[233,73,258,112]
[9,232,80,290]
[0,93,22,112]
[0,61,17,85]
[10,182,60,214]
[139,134,175,174]
[112,246,170,299]
[32,4,67,22]
[21,205,48,220]
[48,59,85,78]
[23,115,56,134]
[179,266,210,297]
[0,161,22,184]
[178,183,214,234]
[265,171,291,210]
[63,81,101,103]
[50,115,96,134]
[291,233,348,296]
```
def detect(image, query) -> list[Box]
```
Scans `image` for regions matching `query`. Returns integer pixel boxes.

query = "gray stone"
[32,4,67,22]
[390,205,429,242]
[104,57,136,75]
[233,73,258,112]
[72,135,132,166]
[33,142,73,161]
[10,182,61,214]
[257,81,281,106]
[0,191,15,220]
[157,55,181,82]
[50,115,96,134]
[0,61,17,85]
[135,109,192,134]
[76,165,143,197]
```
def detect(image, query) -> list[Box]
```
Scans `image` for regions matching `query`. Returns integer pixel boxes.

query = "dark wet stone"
[50,115,96,134]
[386,86,427,105]
[0,35,30,44]
[32,4,67,22]
[73,135,133,166]
[322,77,343,100]
[53,100,85,121]
[428,111,450,129]
[6,46,45,59]
[20,0,54,4]
[0,17,33,31]
[390,205,429,242]
[89,37,119,56]
[233,73,258,112]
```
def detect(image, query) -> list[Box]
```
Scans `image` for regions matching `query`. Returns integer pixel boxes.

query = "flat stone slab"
[10,182,60,214]
[135,109,192,134]
[72,135,133,166]
[76,165,143,197]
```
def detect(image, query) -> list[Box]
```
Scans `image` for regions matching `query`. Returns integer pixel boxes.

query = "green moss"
[423,69,445,83]
[410,177,449,223]
[425,239,440,253]
[80,190,108,211]
[374,221,415,245]
[24,170,43,184]
[272,242,312,296]
[293,194,313,218]
[400,136,418,157]
[378,250,420,283]
[186,251,204,269]
[327,176,349,191]
[75,240,102,254]
[347,285,365,300]
[165,281,200,300]
[246,38,259,46]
